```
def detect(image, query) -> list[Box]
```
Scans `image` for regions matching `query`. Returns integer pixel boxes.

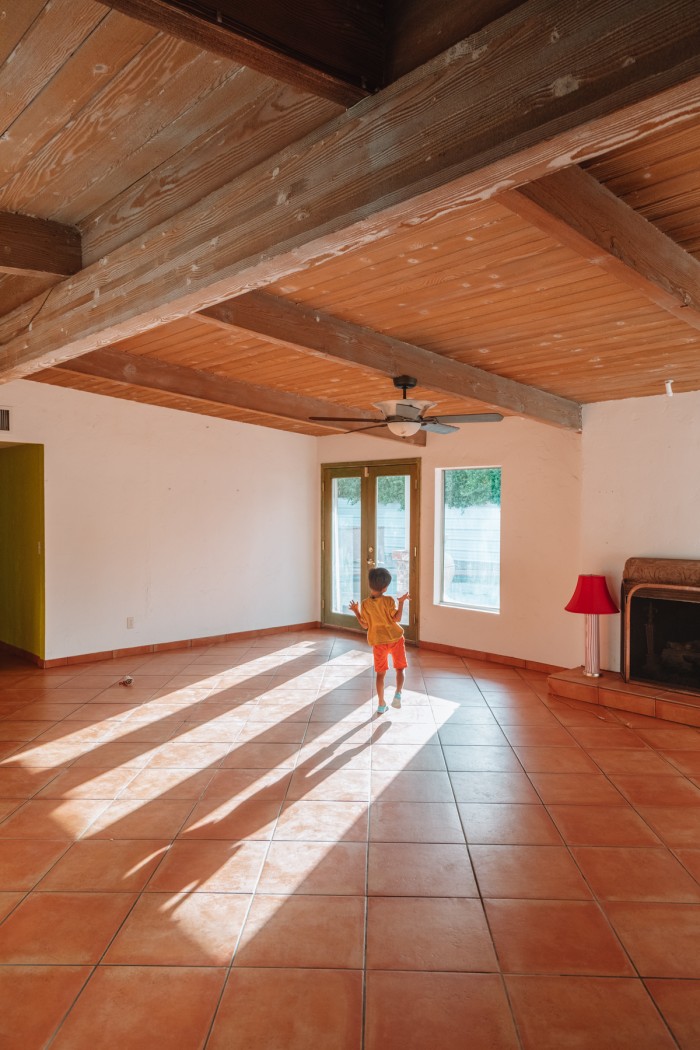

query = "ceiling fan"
[309,375,504,437]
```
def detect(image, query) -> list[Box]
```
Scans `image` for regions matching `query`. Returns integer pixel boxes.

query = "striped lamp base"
[583,613,601,677]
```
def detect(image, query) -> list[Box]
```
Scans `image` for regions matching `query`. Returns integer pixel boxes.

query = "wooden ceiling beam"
[3,0,700,381]
[384,0,521,82]
[198,292,581,430]
[502,166,700,334]
[0,212,81,277]
[53,348,426,445]
[96,0,377,106]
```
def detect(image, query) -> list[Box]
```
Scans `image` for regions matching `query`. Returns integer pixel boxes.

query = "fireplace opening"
[622,559,700,697]
[627,588,700,692]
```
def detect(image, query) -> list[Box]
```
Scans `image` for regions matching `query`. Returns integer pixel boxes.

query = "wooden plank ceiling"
[3,0,700,441]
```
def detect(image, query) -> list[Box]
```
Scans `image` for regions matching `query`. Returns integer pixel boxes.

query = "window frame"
[435,465,501,614]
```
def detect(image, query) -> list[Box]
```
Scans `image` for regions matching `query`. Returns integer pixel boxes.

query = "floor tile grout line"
[0,647,310,1034]
[0,651,325,841]
[507,693,699,990]
[201,653,335,1047]
[500,692,667,925]
[638,977,685,1050]
[103,642,321,1045]
[43,962,99,1050]
[1,634,700,1045]
[445,669,690,1035]
[535,701,700,877]
[324,636,372,1048]
[35,787,206,1044]
[361,695,373,1050]
[437,672,527,1048]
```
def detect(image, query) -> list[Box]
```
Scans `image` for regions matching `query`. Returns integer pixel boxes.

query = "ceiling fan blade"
[308,416,383,423]
[433,413,504,424]
[421,421,459,434]
[345,422,389,433]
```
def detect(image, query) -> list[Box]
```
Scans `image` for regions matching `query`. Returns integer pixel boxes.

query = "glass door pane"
[375,474,411,626]
[330,476,361,615]
[322,467,363,632]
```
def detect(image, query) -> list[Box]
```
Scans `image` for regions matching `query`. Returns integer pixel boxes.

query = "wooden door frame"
[321,458,420,643]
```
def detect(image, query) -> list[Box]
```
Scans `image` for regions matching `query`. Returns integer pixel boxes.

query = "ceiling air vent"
[0,409,10,432]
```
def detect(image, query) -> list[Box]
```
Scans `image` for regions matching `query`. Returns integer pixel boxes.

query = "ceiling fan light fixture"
[386,419,422,437]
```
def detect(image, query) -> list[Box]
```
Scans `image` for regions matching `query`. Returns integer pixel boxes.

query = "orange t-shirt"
[360,595,403,646]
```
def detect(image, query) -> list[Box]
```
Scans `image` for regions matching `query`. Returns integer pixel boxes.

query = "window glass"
[439,467,500,611]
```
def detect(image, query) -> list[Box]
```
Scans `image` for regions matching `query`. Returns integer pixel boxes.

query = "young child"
[349,567,410,715]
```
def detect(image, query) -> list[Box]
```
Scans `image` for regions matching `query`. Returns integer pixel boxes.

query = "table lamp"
[565,574,619,677]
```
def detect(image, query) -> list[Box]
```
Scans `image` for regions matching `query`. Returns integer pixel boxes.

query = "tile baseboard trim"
[317,624,561,675]
[2,621,322,668]
[418,639,563,675]
[2,623,562,678]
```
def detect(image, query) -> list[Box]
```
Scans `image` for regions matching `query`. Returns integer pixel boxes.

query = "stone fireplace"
[622,558,700,697]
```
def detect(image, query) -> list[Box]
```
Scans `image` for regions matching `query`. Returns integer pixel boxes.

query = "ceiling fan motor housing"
[393,375,418,393]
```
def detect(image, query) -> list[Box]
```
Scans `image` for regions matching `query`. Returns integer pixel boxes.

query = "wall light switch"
[126,617,135,629]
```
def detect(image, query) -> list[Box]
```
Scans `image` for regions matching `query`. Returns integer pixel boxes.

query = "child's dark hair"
[368,566,392,590]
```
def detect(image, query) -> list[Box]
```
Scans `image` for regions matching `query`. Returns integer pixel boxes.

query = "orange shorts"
[373,637,407,674]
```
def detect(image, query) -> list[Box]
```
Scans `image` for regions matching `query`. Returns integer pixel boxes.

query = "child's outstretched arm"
[393,592,410,621]
[348,600,368,628]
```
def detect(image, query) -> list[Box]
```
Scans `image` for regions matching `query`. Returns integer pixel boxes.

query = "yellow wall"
[0,444,45,659]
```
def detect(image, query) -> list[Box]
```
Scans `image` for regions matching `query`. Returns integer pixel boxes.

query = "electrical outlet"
[126,617,135,629]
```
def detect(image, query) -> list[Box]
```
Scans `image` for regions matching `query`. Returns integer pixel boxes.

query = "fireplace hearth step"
[547,667,700,728]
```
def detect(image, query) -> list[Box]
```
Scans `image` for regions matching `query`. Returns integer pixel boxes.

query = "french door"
[321,459,420,643]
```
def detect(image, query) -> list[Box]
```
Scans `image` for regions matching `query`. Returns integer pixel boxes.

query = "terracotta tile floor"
[0,631,699,1049]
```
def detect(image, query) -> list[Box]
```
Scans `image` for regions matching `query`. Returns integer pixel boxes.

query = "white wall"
[4,381,319,659]
[581,389,700,671]
[318,416,582,668]
[9,379,693,671]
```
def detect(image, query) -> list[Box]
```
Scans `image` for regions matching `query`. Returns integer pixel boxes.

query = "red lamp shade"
[565,574,619,615]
